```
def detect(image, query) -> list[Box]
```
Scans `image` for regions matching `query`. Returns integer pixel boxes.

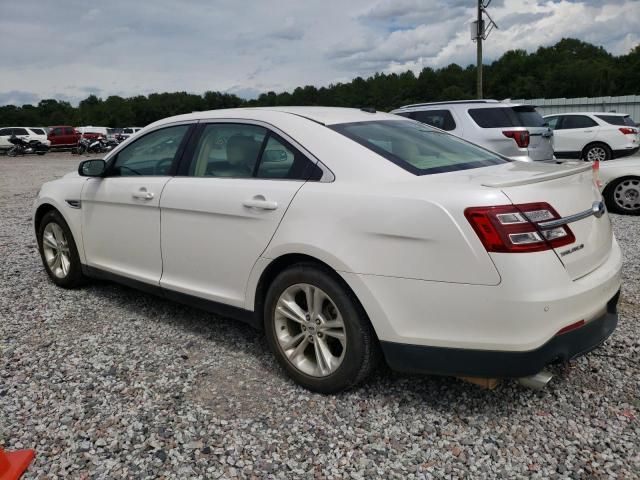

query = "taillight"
[502,130,530,148]
[619,127,638,135]
[465,203,575,253]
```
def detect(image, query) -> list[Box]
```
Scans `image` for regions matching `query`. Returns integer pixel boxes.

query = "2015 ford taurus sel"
[34,107,622,393]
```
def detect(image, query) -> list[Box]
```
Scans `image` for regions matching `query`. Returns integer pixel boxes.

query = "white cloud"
[0,0,637,105]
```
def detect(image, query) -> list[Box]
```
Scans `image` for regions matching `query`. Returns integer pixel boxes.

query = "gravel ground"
[1,152,638,479]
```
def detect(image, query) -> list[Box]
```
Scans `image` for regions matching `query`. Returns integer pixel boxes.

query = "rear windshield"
[512,106,546,127]
[596,115,636,127]
[29,128,45,135]
[468,106,546,128]
[330,120,508,176]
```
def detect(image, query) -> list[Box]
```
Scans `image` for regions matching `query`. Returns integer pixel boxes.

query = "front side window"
[409,110,456,131]
[111,125,189,177]
[331,120,508,176]
[561,115,597,129]
[51,128,63,135]
[64,127,75,135]
[0,128,10,136]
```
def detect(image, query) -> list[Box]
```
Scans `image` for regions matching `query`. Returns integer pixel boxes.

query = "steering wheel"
[155,158,173,175]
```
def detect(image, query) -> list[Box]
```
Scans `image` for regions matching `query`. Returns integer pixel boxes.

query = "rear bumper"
[612,147,639,159]
[381,291,619,377]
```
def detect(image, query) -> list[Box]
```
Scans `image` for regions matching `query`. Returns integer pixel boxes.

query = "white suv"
[391,100,554,162]
[0,126,51,151]
[543,112,639,161]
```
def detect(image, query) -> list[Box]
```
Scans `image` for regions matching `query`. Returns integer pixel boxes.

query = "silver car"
[391,100,554,162]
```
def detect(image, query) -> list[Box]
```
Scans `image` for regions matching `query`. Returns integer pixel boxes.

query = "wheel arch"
[602,175,640,214]
[251,253,380,339]
[34,200,86,263]
[581,141,612,160]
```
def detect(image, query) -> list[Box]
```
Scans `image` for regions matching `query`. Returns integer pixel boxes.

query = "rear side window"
[29,128,45,135]
[330,120,508,176]
[512,106,546,127]
[0,128,11,136]
[560,115,597,129]
[13,128,29,135]
[64,127,74,135]
[408,110,456,131]
[123,128,133,134]
[596,115,636,127]
[468,108,518,128]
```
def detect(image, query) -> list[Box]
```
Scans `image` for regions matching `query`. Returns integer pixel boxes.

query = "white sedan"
[33,107,621,392]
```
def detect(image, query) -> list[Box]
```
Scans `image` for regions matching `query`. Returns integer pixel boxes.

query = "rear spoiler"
[481,163,592,188]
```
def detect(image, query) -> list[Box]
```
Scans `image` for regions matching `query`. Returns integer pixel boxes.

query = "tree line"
[1,38,638,128]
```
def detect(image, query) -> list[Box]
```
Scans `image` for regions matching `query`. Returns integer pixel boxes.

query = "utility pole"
[472,1,497,100]
[476,0,483,99]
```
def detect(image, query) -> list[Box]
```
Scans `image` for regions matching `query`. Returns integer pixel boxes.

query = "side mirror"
[79,159,106,177]
[49,131,56,137]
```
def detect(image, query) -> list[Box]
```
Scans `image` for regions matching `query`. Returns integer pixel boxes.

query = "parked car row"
[0,125,145,154]
[392,100,640,215]
[391,100,639,163]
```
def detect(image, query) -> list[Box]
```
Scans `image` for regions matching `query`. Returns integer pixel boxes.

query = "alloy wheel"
[274,283,347,377]
[42,222,71,278]
[586,146,607,162]
[614,178,640,212]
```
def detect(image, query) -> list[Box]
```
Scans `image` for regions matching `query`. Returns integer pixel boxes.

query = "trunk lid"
[481,161,612,279]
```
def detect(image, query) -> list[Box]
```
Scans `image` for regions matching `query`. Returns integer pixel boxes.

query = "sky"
[0,0,638,106]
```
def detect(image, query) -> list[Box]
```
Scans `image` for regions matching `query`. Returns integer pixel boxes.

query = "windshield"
[330,120,508,175]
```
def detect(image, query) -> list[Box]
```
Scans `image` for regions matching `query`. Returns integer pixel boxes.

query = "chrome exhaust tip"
[517,370,553,390]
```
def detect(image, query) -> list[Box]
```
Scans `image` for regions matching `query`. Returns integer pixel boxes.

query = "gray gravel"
[1,152,639,479]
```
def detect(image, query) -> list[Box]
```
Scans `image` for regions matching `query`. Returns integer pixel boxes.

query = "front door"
[160,122,318,307]
[81,124,192,285]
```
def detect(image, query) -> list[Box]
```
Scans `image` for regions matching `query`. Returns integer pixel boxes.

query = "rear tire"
[7,147,17,157]
[604,176,640,215]
[583,143,611,162]
[264,263,379,393]
[37,210,86,288]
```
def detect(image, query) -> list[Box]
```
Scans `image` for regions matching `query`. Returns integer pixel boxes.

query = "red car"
[48,126,80,148]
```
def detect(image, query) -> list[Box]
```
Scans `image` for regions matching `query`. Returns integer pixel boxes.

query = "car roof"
[392,100,531,112]
[544,112,630,117]
[150,107,401,128]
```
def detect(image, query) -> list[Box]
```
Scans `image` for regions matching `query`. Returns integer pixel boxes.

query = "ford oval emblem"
[592,201,605,218]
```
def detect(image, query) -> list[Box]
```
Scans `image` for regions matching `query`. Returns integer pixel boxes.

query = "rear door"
[552,115,597,155]
[159,121,319,307]
[511,106,554,161]
[495,165,612,279]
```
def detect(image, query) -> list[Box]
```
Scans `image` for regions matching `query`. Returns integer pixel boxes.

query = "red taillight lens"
[465,203,575,253]
[619,127,638,135]
[502,130,530,148]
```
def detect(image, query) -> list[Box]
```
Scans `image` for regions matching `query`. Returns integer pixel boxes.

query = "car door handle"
[583,130,593,133]
[243,195,278,210]
[132,189,154,200]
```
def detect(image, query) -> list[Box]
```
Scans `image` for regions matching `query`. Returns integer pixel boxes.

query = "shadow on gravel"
[76,279,617,421]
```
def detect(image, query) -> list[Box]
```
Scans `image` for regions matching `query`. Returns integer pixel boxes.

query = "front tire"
[264,263,379,393]
[605,177,640,215]
[37,210,85,288]
[583,143,611,162]
[7,147,17,157]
